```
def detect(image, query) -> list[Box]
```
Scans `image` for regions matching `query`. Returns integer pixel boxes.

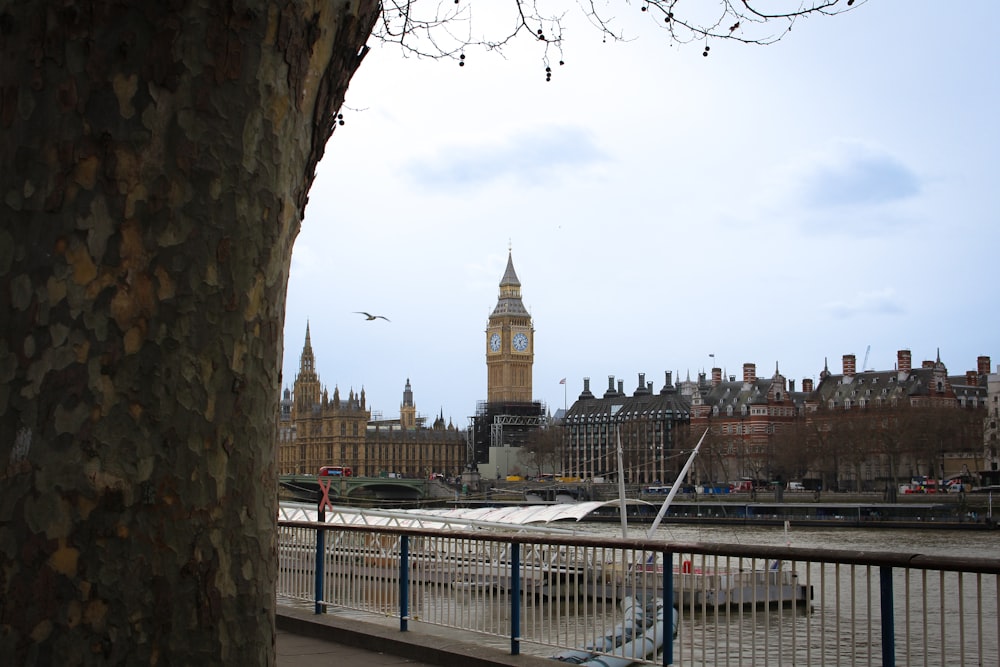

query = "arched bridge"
[278,475,436,503]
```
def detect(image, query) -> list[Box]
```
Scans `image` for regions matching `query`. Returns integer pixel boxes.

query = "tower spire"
[294,322,320,411]
[486,249,534,404]
[299,321,316,374]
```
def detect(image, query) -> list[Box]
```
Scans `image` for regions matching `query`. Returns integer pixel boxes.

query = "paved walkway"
[277,626,441,666]
[276,606,554,667]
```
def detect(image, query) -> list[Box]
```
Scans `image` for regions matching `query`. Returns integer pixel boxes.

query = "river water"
[636,521,998,557]
[293,521,998,665]
[584,522,999,665]
[449,523,996,665]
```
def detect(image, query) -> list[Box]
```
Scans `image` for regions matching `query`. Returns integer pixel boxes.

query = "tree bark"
[0,1,378,663]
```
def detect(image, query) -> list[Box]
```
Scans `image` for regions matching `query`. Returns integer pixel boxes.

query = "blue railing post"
[510,541,521,655]
[400,535,410,632]
[663,549,674,666]
[314,507,325,615]
[879,565,895,667]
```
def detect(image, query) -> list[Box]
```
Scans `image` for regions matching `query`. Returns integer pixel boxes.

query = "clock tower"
[486,251,534,403]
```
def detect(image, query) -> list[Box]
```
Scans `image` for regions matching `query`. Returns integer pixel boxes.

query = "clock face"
[489,333,501,352]
[512,332,529,352]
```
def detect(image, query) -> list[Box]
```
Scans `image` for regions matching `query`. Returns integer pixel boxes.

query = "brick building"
[562,350,992,491]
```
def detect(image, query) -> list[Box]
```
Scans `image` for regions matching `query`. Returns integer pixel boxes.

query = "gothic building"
[277,326,466,477]
[277,324,369,475]
[486,251,534,403]
[366,404,466,480]
[471,250,545,467]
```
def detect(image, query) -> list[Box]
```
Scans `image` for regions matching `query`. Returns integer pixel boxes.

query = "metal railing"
[277,519,1000,666]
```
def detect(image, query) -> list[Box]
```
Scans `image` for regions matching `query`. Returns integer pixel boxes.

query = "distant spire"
[298,321,317,375]
[402,378,413,407]
[500,250,521,288]
[491,249,528,318]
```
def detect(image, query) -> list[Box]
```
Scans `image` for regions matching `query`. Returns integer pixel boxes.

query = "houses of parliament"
[275,323,467,477]
[276,249,541,478]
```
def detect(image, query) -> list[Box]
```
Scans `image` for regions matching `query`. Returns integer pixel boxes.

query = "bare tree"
[522,424,564,477]
[0,1,865,662]
[803,405,846,491]
[770,420,812,483]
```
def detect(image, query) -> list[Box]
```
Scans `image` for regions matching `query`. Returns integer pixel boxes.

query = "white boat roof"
[278,500,643,534]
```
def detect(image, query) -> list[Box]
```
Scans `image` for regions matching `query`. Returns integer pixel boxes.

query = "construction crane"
[862,345,871,371]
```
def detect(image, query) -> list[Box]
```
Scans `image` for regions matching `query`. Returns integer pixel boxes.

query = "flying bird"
[354,311,390,322]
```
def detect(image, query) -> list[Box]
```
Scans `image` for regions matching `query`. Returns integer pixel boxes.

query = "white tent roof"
[278,501,637,533]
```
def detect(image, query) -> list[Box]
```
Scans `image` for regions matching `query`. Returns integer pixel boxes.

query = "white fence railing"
[277,519,1000,666]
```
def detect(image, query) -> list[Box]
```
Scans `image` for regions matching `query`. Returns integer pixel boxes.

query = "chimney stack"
[789,379,796,392]
[712,367,722,386]
[966,371,979,386]
[897,349,912,372]
[843,354,856,377]
[802,378,814,393]
[743,363,756,384]
[603,375,617,399]
[978,356,991,375]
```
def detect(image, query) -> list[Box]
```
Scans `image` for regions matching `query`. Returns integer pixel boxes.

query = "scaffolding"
[468,400,546,464]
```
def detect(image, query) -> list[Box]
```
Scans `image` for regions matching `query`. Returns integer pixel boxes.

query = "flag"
[559,378,566,385]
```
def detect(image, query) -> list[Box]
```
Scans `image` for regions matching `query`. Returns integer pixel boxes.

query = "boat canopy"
[278,500,645,534]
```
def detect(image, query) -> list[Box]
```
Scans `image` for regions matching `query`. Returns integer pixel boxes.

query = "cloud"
[822,287,904,320]
[796,142,921,209]
[711,141,925,238]
[405,125,608,189]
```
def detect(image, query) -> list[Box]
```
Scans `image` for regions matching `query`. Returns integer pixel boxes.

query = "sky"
[281,1,999,427]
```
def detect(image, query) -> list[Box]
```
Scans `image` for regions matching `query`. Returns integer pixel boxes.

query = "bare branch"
[369,0,866,64]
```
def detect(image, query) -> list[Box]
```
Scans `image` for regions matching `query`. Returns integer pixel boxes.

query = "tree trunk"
[0,1,378,663]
